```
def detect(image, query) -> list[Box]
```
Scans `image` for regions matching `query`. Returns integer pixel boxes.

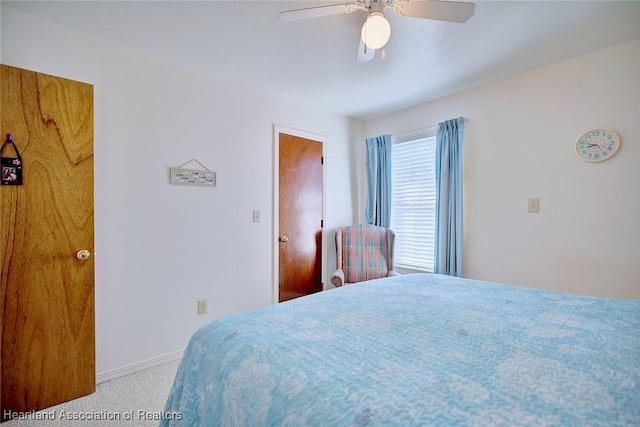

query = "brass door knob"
[76,250,91,261]
[278,236,289,243]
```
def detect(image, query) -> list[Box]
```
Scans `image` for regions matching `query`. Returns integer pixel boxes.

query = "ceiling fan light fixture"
[361,12,391,50]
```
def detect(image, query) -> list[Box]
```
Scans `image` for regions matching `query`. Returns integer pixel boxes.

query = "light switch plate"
[528,198,540,213]
[253,210,260,223]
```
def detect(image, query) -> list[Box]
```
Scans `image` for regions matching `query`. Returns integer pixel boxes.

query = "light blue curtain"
[365,134,392,227]
[435,117,465,277]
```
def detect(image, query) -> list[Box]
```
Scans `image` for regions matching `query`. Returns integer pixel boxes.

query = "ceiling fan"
[279,0,475,62]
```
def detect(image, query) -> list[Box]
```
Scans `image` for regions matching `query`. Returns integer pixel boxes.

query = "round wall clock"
[574,128,620,162]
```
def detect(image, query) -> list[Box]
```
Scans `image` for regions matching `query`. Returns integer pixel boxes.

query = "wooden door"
[0,65,95,417]
[278,133,323,302]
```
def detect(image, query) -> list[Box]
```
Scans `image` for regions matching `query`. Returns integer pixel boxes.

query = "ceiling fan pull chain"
[362,15,368,55]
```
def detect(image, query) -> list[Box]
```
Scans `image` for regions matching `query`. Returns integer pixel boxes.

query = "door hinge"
[321,219,324,228]
[321,156,324,165]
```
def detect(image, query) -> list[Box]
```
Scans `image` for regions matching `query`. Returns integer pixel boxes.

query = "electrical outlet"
[528,197,540,213]
[197,299,207,315]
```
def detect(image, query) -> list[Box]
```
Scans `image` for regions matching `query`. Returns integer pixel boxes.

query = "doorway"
[274,126,325,303]
[1,65,95,417]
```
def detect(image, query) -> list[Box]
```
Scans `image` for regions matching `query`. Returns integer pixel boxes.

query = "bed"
[161,273,639,426]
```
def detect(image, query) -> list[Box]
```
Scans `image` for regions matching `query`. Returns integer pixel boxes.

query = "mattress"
[161,273,640,426]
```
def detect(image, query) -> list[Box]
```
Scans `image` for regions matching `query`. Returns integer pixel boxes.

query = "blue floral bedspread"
[161,274,640,426]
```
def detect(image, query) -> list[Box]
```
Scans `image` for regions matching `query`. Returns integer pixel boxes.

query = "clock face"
[575,129,620,162]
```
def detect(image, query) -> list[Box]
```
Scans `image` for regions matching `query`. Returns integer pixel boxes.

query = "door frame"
[272,124,327,304]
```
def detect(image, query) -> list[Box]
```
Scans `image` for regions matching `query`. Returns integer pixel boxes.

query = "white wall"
[1,7,360,377]
[363,38,640,299]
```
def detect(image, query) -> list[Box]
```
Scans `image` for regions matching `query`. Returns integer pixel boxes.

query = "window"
[391,129,436,272]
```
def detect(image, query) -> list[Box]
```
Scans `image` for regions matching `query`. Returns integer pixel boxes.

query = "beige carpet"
[3,359,180,426]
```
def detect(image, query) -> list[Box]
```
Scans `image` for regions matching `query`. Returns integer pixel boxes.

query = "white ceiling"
[4,1,640,119]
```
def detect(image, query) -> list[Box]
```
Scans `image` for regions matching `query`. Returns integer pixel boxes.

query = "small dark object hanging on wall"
[1,134,23,185]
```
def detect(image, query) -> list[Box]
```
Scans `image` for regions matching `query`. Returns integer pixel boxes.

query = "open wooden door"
[277,131,324,302]
[1,65,95,418]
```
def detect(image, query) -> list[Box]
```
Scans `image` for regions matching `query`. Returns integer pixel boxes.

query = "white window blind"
[391,133,436,272]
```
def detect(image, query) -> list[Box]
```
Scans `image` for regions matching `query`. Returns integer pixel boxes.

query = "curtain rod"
[392,117,468,140]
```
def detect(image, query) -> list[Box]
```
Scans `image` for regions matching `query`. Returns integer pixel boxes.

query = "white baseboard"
[96,349,184,384]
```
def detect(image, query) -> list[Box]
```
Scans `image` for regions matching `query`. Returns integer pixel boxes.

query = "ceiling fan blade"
[357,39,375,63]
[393,0,475,23]
[279,3,362,22]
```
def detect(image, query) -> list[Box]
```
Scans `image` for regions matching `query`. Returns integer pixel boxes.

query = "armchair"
[330,224,398,287]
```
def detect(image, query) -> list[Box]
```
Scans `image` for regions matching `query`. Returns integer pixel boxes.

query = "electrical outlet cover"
[197,299,208,315]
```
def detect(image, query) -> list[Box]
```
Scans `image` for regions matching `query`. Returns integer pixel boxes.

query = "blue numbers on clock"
[576,129,619,162]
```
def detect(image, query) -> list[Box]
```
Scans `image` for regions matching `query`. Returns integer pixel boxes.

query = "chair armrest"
[330,269,345,287]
